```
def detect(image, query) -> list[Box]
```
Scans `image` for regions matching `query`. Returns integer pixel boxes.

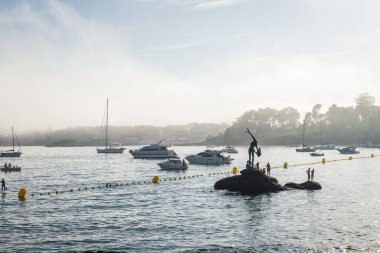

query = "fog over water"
[1,0,380,133]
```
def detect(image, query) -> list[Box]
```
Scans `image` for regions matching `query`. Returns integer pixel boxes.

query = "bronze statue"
[245,128,261,168]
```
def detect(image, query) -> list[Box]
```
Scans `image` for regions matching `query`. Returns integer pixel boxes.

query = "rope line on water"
[14,154,379,199]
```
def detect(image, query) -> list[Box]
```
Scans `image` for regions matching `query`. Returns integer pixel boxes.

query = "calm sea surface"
[0,146,379,252]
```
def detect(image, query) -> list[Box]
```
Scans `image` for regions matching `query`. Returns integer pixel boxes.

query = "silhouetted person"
[266,162,271,178]
[246,128,258,167]
[256,162,260,172]
[306,168,311,181]
[311,169,315,181]
[3,163,7,169]
[1,178,6,191]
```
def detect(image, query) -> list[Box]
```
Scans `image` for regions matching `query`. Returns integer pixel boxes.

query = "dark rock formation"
[214,169,284,194]
[284,180,322,190]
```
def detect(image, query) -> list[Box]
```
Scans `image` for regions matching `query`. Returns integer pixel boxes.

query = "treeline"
[206,93,380,146]
[0,123,228,146]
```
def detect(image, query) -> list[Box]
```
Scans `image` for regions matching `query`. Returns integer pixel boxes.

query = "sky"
[0,0,380,133]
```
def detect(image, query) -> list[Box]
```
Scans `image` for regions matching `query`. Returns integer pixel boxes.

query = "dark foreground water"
[0,146,379,252]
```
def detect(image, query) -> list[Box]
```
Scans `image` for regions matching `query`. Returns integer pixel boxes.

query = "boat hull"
[129,150,177,159]
[338,150,360,154]
[0,152,22,157]
[185,156,231,165]
[1,167,21,172]
[296,147,315,152]
[97,148,124,154]
[158,161,188,170]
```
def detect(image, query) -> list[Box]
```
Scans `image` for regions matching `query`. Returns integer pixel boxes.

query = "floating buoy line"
[10,154,378,200]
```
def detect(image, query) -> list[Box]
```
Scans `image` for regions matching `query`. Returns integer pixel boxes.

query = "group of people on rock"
[254,162,271,177]
[306,168,315,181]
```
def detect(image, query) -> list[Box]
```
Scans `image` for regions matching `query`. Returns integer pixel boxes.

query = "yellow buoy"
[348,156,352,160]
[232,166,238,174]
[283,162,288,169]
[152,175,159,184]
[322,158,326,165]
[18,188,26,199]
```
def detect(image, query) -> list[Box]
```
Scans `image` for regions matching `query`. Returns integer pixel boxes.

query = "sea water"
[0,146,379,252]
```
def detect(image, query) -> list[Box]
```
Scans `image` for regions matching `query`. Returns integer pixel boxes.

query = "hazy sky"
[1,0,380,133]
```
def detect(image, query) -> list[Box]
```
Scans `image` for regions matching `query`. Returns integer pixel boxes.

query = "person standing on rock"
[266,162,271,178]
[246,128,259,167]
[311,168,315,181]
[306,168,311,181]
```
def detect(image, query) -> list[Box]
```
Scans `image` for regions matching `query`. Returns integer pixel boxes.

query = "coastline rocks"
[214,169,284,194]
[284,181,322,190]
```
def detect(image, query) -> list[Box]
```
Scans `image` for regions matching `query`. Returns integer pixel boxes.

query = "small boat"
[310,152,324,157]
[296,146,316,152]
[96,99,125,154]
[315,144,336,150]
[158,159,188,170]
[221,128,238,154]
[0,126,22,158]
[1,165,21,172]
[337,146,360,154]
[295,120,315,152]
[129,141,178,159]
[222,146,238,153]
[185,150,233,165]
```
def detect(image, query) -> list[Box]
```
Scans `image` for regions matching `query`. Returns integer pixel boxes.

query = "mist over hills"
[0,123,229,147]
[0,93,378,147]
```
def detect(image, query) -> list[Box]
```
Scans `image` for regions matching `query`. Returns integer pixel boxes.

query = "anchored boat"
[158,159,188,170]
[337,146,360,154]
[0,126,22,158]
[129,141,178,159]
[296,120,315,152]
[96,99,125,154]
[185,150,233,165]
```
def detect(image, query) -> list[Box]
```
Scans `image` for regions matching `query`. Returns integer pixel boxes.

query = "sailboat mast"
[106,99,108,149]
[302,120,305,147]
[12,126,15,151]
[226,128,229,148]
[320,120,323,148]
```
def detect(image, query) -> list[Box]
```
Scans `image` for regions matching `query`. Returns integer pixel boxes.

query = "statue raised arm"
[245,128,257,144]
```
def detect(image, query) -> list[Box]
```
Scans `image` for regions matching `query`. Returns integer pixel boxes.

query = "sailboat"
[310,121,325,156]
[296,120,315,152]
[96,99,125,154]
[221,128,238,154]
[0,126,22,157]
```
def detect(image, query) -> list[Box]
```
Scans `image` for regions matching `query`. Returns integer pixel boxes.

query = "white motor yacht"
[129,141,178,159]
[185,150,233,165]
[158,159,188,170]
[296,146,316,152]
[221,146,238,154]
[310,151,324,157]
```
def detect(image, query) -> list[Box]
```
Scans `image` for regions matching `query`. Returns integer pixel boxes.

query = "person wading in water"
[1,178,6,191]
